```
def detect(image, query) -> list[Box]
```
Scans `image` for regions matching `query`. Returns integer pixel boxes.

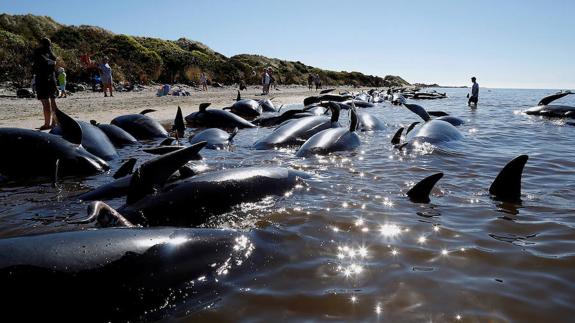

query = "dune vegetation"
[0,14,411,88]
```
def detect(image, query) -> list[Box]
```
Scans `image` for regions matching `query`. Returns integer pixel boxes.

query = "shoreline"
[0,85,351,129]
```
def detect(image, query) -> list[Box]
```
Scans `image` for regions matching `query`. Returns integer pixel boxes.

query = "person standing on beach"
[308,73,314,90]
[314,74,322,91]
[32,37,58,130]
[200,72,208,91]
[57,67,67,98]
[468,76,479,107]
[262,68,271,95]
[99,57,113,97]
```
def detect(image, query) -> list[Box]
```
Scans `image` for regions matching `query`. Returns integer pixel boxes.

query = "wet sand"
[0,85,350,129]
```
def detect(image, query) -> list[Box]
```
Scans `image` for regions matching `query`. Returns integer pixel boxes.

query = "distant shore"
[0,85,369,129]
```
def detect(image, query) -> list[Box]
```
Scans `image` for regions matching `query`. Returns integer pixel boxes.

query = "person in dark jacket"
[32,37,59,130]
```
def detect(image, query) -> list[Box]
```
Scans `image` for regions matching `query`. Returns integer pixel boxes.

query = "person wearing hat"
[468,76,479,107]
[32,37,58,130]
[57,67,67,98]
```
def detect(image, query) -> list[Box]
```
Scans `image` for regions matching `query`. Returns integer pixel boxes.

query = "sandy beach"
[0,85,353,129]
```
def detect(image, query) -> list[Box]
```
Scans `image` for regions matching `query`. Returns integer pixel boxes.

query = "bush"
[0,30,32,86]
[0,14,410,87]
[102,35,163,83]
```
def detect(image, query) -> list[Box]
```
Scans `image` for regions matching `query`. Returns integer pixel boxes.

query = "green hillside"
[0,14,411,88]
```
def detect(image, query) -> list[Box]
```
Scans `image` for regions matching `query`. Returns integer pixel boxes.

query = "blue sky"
[2,0,574,89]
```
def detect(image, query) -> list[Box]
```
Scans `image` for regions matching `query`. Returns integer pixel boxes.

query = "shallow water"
[1,88,574,322]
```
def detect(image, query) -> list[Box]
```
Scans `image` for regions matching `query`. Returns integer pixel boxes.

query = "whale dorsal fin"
[489,155,529,202]
[54,107,83,145]
[126,141,208,205]
[391,127,404,145]
[229,127,239,141]
[349,107,358,132]
[173,106,185,133]
[320,88,335,94]
[199,103,211,112]
[113,158,137,179]
[406,122,420,135]
[407,172,444,203]
[538,91,573,106]
[403,103,431,122]
[139,141,207,183]
[329,102,341,123]
[140,109,156,115]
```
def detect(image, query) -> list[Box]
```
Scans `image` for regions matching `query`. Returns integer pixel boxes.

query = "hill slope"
[0,14,410,88]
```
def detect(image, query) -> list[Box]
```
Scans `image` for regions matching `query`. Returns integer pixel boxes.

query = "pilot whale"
[185,103,256,129]
[253,102,341,150]
[525,91,575,118]
[74,166,308,227]
[111,109,169,139]
[50,108,118,160]
[295,107,361,157]
[0,227,253,321]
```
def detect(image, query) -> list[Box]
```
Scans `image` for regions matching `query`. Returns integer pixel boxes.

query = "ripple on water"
[1,88,575,321]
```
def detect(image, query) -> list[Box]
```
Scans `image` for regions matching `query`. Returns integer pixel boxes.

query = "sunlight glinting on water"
[2,88,575,321]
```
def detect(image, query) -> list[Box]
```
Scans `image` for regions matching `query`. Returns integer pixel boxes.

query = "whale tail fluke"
[489,155,529,202]
[113,158,137,179]
[407,172,443,203]
[391,127,404,145]
[403,103,431,122]
[68,201,134,227]
[538,91,573,106]
[405,122,420,135]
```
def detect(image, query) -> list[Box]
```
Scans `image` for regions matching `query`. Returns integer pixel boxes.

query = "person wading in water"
[468,76,479,107]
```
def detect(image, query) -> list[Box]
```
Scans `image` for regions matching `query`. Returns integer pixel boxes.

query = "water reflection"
[3,88,575,321]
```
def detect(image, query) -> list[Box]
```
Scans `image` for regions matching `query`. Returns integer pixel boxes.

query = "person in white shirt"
[468,77,479,107]
[262,68,271,95]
